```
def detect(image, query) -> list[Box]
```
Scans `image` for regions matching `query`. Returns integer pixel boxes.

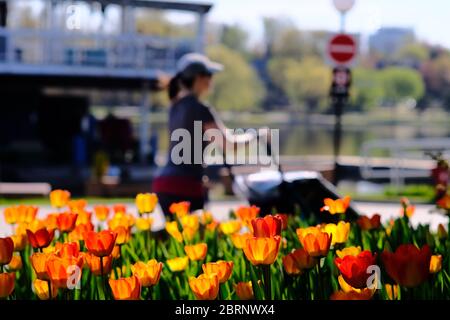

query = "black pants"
[156,192,206,217]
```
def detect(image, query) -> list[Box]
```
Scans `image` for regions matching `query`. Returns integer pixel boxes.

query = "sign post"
[327,33,357,184]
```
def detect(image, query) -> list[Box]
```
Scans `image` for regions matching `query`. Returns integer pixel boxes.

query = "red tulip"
[381,244,431,288]
[56,213,78,233]
[357,214,381,231]
[26,228,55,250]
[335,251,377,289]
[251,215,282,238]
[0,237,14,266]
[84,230,117,257]
[274,214,288,230]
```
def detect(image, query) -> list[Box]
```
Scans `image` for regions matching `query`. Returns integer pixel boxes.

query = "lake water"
[150,121,450,157]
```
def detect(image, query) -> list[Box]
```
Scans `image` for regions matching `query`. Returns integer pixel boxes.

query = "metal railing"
[0,28,195,77]
[360,138,450,187]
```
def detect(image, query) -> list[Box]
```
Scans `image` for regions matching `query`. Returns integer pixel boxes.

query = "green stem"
[262,265,272,300]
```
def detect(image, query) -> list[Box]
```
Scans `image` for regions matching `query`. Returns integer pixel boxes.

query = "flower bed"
[0,191,449,300]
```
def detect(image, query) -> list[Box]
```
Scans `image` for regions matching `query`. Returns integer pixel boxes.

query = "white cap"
[176,53,224,75]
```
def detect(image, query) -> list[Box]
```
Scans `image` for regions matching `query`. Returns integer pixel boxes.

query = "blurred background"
[1,0,450,206]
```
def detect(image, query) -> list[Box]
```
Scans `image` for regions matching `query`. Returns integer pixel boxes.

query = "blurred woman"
[152,53,260,216]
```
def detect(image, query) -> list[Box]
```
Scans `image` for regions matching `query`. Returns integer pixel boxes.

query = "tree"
[268,57,331,111]
[380,67,425,104]
[220,24,248,55]
[421,53,450,108]
[351,68,384,111]
[206,45,265,111]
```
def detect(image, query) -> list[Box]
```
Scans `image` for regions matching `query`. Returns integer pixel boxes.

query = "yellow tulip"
[219,220,242,235]
[167,256,189,272]
[336,246,362,258]
[322,221,350,245]
[135,193,158,214]
[136,217,153,231]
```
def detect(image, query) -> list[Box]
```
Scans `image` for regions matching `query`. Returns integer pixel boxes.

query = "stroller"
[230,141,360,222]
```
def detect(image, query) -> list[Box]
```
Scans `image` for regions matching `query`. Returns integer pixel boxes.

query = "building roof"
[80,0,212,14]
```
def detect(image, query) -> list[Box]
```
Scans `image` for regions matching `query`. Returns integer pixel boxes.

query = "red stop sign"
[327,34,357,65]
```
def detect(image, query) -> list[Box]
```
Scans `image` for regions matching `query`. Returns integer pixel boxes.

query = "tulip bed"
[0,191,449,300]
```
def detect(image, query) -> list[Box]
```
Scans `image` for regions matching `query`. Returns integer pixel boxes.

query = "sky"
[171,0,450,49]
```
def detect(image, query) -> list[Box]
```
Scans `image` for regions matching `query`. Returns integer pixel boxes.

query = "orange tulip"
[251,215,282,238]
[290,248,317,270]
[85,253,113,276]
[75,210,92,226]
[3,207,18,225]
[11,234,27,252]
[184,243,208,261]
[0,272,15,298]
[68,199,87,213]
[430,255,442,274]
[8,255,22,271]
[108,212,135,230]
[188,273,219,300]
[400,197,415,218]
[44,214,59,230]
[33,279,58,300]
[68,223,94,242]
[282,253,302,276]
[320,196,350,215]
[169,201,190,218]
[31,253,51,279]
[54,242,80,259]
[13,205,38,224]
[0,237,14,266]
[243,236,281,265]
[94,205,110,222]
[131,260,163,287]
[84,230,117,257]
[200,211,214,225]
[235,281,254,300]
[26,228,55,250]
[182,227,197,242]
[111,226,131,245]
[236,205,260,225]
[219,220,242,235]
[111,245,121,259]
[231,232,252,249]
[357,214,381,231]
[135,193,158,214]
[56,212,78,233]
[296,227,332,257]
[109,275,141,300]
[50,189,71,209]
[113,204,127,214]
[437,194,450,210]
[382,244,431,287]
[46,254,83,289]
[202,261,233,283]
